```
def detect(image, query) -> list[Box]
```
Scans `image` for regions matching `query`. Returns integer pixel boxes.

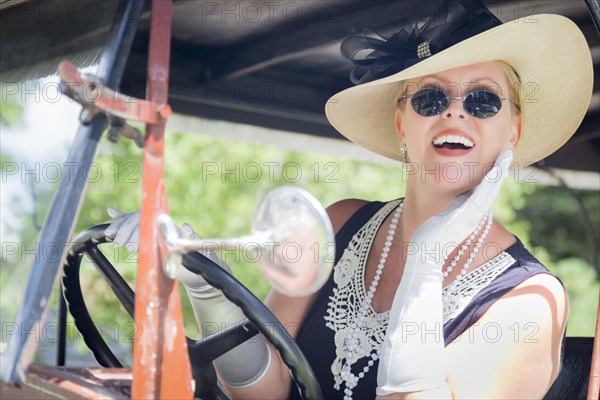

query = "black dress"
[290,201,560,400]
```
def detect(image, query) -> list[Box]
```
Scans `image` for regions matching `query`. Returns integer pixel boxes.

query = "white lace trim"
[442,251,515,323]
[324,200,516,390]
[324,200,399,390]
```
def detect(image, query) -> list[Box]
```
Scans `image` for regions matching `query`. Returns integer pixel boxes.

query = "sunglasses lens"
[464,90,502,118]
[411,88,448,116]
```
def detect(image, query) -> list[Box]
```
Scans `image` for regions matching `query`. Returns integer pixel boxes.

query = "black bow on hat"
[341,0,503,85]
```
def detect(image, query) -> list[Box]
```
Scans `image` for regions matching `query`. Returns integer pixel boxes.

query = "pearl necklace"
[340,202,404,400]
[338,204,492,400]
[443,212,493,279]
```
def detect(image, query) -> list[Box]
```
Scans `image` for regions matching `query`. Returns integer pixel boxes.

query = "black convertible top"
[1,0,598,172]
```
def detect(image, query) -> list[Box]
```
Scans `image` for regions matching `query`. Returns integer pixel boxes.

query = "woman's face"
[396,61,521,193]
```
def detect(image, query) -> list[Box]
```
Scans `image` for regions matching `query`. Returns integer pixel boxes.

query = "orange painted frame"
[131,1,193,398]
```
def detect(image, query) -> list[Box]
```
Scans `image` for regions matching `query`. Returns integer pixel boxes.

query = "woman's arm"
[377,272,568,399]
[217,289,320,400]
[220,198,369,399]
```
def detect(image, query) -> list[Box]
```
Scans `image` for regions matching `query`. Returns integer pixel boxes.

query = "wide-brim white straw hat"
[325,2,594,167]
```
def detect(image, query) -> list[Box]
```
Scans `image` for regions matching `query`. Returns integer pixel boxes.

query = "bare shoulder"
[476,272,568,329]
[504,272,566,308]
[516,272,566,295]
[326,198,370,233]
[507,272,568,322]
[446,273,568,398]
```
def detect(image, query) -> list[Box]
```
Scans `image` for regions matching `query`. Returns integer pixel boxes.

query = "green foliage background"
[2,122,599,365]
[75,130,600,339]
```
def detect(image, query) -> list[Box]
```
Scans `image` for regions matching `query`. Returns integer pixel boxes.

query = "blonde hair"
[498,61,522,114]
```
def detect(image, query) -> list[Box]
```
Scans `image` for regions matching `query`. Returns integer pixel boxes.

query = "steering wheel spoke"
[188,321,259,363]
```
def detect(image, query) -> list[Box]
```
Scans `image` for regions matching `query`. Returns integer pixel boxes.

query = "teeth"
[433,135,475,148]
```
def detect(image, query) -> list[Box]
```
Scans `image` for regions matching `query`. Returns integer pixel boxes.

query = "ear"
[395,109,405,142]
[508,113,522,150]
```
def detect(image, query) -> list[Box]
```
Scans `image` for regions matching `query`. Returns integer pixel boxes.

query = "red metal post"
[131,1,193,399]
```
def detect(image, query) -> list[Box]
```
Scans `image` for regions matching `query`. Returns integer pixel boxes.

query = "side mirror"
[159,186,335,296]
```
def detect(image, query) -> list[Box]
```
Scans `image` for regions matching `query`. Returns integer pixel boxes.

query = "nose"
[441,98,468,120]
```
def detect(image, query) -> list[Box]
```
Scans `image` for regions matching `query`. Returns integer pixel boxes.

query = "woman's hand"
[105,208,231,281]
[412,148,514,262]
[105,208,140,248]
[377,149,513,396]
[105,208,272,390]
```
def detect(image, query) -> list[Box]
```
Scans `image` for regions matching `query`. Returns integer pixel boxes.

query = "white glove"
[105,208,229,273]
[104,209,271,388]
[376,149,513,395]
[105,208,140,248]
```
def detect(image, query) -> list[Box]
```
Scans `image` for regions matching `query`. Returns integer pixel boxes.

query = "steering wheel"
[61,224,323,400]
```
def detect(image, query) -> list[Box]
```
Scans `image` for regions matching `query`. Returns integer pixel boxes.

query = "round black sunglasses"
[399,88,519,119]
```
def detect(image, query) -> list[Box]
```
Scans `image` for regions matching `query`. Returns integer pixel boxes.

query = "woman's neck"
[401,180,461,242]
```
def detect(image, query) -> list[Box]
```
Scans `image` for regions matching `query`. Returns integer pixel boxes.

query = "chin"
[418,159,487,185]
[406,155,495,195]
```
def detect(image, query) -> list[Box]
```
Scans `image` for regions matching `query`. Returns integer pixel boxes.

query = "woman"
[217,1,591,398]
[107,1,593,399]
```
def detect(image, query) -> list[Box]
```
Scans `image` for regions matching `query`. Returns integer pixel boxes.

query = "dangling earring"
[400,143,408,162]
[400,143,409,173]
